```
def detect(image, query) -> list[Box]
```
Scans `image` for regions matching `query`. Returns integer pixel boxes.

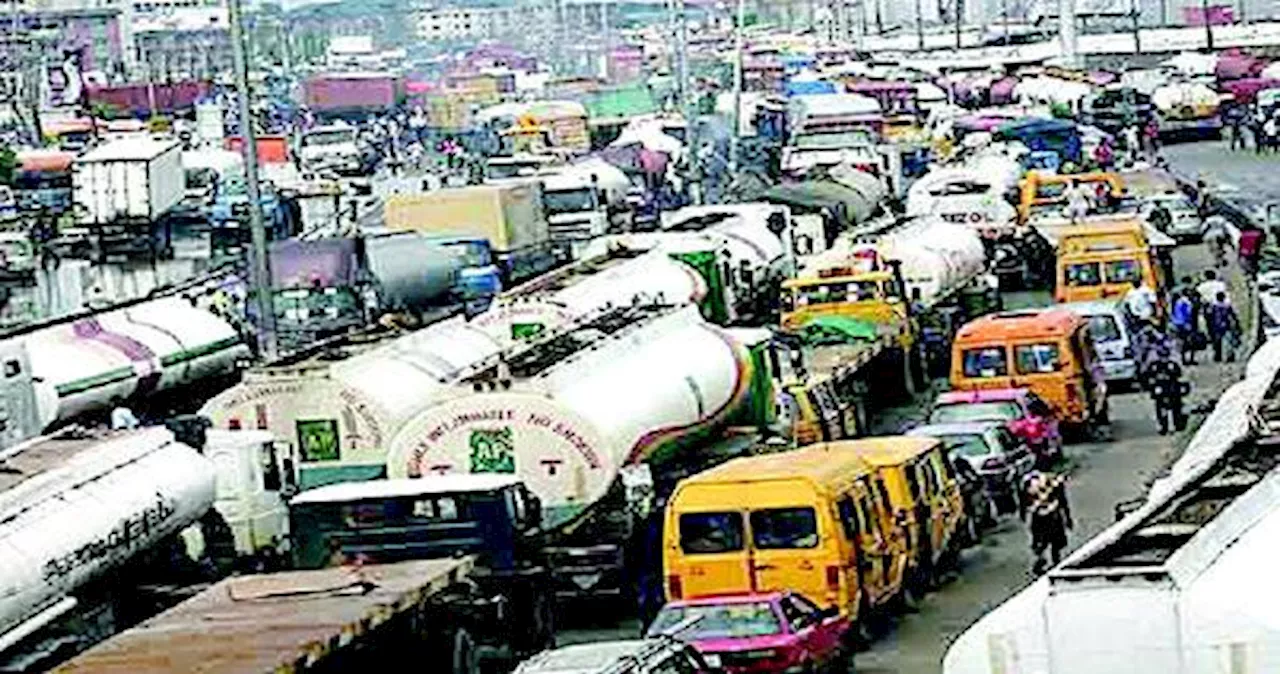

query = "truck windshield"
[303,130,355,146]
[442,240,493,267]
[787,281,881,308]
[793,131,874,149]
[544,188,597,215]
[486,163,529,180]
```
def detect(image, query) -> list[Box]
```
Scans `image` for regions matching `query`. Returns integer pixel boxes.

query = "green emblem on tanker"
[469,427,516,473]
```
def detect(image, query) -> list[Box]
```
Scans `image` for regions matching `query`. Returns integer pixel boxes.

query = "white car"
[1258,271,1280,342]
[1143,192,1203,240]
[1061,300,1138,387]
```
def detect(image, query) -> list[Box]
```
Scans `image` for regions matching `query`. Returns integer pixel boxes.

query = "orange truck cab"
[663,443,909,627]
[1053,219,1165,305]
[950,309,1108,428]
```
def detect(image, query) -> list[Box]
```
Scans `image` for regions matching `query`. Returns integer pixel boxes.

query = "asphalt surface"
[554,141,1259,673]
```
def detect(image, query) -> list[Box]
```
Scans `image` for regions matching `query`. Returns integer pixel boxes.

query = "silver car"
[1144,193,1203,240]
[908,421,1035,512]
[514,639,715,674]
[1062,300,1138,388]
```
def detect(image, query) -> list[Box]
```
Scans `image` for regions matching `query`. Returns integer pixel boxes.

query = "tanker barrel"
[165,415,212,451]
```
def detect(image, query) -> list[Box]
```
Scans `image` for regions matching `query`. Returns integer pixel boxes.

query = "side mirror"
[817,605,840,621]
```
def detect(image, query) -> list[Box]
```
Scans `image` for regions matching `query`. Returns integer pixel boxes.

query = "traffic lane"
[1163,141,1280,198]
[856,243,1242,673]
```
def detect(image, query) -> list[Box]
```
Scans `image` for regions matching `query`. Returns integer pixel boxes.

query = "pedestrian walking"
[1021,458,1073,575]
[1207,291,1242,363]
[1123,278,1158,327]
[1203,222,1231,269]
[1170,290,1199,365]
[1148,201,1172,233]
[1146,354,1190,435]
[1197,269,1229,306]
[1143,118,1161,156]
[1265,116,1279,153]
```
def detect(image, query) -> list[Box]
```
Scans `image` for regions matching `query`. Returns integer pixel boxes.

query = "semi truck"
[268,232,503,350]
[199,212,792,490]
[0,425,290,670]
[303,72,400,120]
[384,183,559,285]
[296,123,377,176]
[10,427,551,674]
[67,137,183,260]
[0,294,249,449]
[381,302,777,605]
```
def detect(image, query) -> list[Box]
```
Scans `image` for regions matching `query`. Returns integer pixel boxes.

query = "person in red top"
[1239,227,1266,277]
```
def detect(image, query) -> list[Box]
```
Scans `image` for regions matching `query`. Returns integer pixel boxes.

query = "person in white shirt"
[1196,269,1228,306]
[1124,279,1158,325]
[110,403,139,430]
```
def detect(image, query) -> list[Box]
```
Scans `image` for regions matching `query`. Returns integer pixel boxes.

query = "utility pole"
[1001,0,1010,43]
[916,0,924,50]
[228,0,278,361]
[1201,0,1214,50]
[1131,0,1141,53]
[1059,0,1078,69]
[729,0,744,173]
[955,0,963,49]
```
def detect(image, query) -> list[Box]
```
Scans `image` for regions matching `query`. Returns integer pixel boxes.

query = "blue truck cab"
[431,235,504,310]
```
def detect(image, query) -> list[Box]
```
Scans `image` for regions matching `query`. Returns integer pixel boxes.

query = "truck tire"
[452,628,480,674]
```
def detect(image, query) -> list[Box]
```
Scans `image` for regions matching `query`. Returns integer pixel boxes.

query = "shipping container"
[303,72,400,114]
[71,138,184,224]
[384,183,548,253]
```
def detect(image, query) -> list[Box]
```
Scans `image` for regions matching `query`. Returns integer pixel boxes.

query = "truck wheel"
[452,629,480,674]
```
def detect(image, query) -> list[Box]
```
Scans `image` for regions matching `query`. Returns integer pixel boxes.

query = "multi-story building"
[132,5,232,80]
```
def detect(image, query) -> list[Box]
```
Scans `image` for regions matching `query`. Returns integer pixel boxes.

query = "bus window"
[1104,259,1142,284]
[1014,343,1063,374]
[1066,262,1102,286]
[962,347,1009,378]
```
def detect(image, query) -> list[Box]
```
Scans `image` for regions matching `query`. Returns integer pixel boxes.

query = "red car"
[646,592,850,674]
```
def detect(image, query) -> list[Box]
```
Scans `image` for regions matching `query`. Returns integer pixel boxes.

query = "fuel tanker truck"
[0,294,249,449]
[382,302,776,606]
[0,425,298,670]
[199,216,787,489]
[942,350,1280,674]
[777,218,996,440]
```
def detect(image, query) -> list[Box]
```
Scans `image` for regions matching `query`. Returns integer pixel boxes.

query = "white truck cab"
[183,428,295,562]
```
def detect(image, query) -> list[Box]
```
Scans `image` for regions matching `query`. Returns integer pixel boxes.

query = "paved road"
[853,239,1246,673]
[552,146,1258,673]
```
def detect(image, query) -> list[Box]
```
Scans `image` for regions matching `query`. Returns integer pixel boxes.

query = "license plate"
[703,654,722,668]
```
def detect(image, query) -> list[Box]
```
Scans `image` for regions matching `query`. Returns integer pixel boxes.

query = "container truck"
[303,72,400,119]
[539,158,632,253]
[384,183,559,285]
[68,138,184,260]
[782,94,885,176]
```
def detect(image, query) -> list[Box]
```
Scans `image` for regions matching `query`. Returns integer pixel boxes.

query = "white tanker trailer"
[905,166,1019,231]
[0,427,215,663]
[382,302,775,602]
[0,294,249,447]
[808,218,991,311]
[942,364,1280,674]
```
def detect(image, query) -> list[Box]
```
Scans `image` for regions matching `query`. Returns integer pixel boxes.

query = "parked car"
[929,388,1043,425]
[1258,271,1280,343]
[647,592,848,674]
[513,638,717,674]
[907,421,1034,514]
[1061,299,1138,389]
[1142,191,1203,240]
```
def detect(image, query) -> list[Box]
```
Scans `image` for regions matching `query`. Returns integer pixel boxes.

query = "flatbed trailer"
[53,558,480,674]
